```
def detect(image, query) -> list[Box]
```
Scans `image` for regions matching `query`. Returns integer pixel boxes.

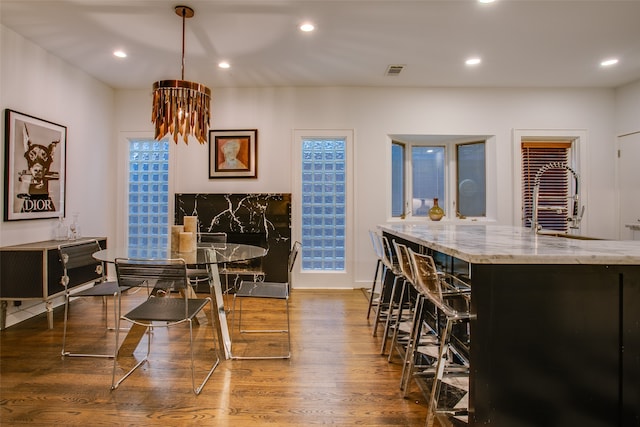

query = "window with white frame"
[392,138,486,219]
[521,141,572,232]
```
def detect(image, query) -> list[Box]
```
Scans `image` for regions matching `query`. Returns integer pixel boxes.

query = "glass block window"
[128,139,169,247]
[301,138,346,271]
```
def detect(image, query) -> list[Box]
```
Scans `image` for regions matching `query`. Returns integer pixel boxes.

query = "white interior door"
[618,132,640,240]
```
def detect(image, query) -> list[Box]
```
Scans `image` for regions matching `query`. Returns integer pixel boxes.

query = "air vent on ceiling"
[386,64,405,76]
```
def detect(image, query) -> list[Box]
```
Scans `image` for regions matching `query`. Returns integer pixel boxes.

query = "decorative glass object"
[68,212,80,240]
[54,217,68,241]
[428,198,445,221]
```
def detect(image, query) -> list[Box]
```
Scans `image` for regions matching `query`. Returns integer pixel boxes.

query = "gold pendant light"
[152,5,211,144]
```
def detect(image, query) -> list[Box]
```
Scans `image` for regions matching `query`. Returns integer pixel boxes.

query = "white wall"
[615,79,640,135]
[0,25,115,326]
[114,85,619,290]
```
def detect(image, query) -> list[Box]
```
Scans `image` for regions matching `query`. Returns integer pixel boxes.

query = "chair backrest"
[287,241,302,287]
[380,235,398,270]
[58,239,103,287]
[408,249,442,302]
[392,240,414,285]
[369,230,384,260]
[288,241,301,272]
[198,232,227,245]
[115,258,188,292]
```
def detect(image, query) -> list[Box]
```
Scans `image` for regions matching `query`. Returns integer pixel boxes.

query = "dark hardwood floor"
[1,289,430,426]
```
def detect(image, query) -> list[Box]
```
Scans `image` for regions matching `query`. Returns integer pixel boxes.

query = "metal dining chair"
[58,239,130,359]
[112,257,219,394]
[230,241,301,359]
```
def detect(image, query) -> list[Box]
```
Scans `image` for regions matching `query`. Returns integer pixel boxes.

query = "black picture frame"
[209,129,257,179]
[3,109,66,221]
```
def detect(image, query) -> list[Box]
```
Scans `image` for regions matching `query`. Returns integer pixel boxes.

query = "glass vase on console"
[54,216,68,241]
[428,198,444,221]
[68,212,81,240]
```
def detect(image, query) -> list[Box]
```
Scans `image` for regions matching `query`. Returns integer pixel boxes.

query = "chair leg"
[380,277,403,355]
[425,318,453,427]
[401,294,424,395]
[230,295,291,360]
[61,291,71,357]
[190,302,220,395]
[367,259,382,319]
[388,281,409,362]
[111,323,151,391]
[62,292,122,359]
[372,266,394,337]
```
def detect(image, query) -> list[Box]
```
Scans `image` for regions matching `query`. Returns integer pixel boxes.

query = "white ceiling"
[2,0,639,91]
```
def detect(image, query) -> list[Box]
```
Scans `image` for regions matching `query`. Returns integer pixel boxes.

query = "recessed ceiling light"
[113,50,127,58]
[300,22,315,32]
[478,0,496,3]
[466,57,482,66]
[218,61,230,69]
[600,58,619,67]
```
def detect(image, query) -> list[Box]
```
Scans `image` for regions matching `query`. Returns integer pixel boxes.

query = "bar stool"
[371,235,402,337]
[406,249,473,427]
[366,230,385,320]
[381,240,418,356]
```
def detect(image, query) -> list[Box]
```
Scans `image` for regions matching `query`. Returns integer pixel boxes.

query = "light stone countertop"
[379,222,640,265]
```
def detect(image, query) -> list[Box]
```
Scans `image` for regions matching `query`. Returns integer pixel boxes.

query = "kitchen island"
[379,223,639,427]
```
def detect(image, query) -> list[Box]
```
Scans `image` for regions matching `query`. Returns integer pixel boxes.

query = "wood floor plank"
[1,289,430,426]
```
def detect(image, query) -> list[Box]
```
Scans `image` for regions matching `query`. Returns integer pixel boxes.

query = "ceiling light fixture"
[218,61,230,69]
[600,58,619,67]
[466,57,482,66]
[113,50,127,58]
[151,5,211,144]
[300,22,315,32]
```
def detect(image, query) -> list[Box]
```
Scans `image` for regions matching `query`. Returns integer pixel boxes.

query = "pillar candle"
[183,216,198,233]
[171,225,184,252]
[179,231,196,253]
[181,250,197,265]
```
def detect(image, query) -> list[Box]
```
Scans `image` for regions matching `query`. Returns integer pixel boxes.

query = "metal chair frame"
[59,239,129,359]
[113,257,219,395]
[366,230,385,319]
[405,249,473,427]
[380,239,417,355]
[385,240,420,360]
[372,235,402,337]
[230,241,300,360]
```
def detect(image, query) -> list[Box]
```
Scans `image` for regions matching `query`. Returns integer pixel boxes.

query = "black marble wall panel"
[175,193,291,282]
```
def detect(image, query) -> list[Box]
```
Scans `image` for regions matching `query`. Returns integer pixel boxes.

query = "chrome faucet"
[531,162,584,233]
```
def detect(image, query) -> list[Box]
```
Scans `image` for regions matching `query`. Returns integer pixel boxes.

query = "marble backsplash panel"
[175,193,292,283]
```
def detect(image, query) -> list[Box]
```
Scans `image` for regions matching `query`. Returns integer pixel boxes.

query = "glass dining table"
[93,243,267,360]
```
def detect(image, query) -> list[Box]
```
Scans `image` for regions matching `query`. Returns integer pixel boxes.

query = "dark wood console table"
[0,237,107,329]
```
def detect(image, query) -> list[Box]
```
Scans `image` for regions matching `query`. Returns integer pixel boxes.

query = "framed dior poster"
[3,109,66,221]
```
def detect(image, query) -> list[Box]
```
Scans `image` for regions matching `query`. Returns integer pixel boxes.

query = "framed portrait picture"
[3,109,66,221]
[209,129,257,179]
